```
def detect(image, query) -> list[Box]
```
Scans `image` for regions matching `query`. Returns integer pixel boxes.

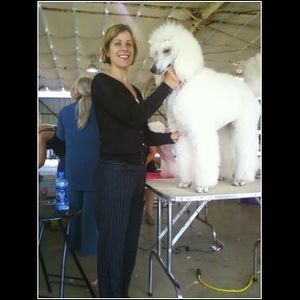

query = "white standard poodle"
[148,22,261,193]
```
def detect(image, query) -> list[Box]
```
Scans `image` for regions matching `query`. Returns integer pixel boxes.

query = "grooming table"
[145,178,261,298]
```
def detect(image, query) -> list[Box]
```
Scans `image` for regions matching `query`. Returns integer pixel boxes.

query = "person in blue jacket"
[56,76,100,256]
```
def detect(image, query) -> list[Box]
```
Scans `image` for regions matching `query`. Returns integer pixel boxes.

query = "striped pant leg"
[121,165,146,297]
[93,160,146,298]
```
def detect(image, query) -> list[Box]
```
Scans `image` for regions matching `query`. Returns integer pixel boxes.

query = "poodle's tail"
[243,53,261,99]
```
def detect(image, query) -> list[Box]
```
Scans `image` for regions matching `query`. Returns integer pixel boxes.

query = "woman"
[91,23,180,298]
[56,77,100,257]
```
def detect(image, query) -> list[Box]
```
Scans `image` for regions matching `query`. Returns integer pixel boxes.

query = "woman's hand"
[170,131,180,143]
[163,68,181,89]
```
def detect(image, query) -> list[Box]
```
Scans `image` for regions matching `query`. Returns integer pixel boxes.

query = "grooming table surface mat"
[146,178,261,202]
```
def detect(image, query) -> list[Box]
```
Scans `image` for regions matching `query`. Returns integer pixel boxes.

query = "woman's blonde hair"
[101,23,137,65]
[74,76,93,130]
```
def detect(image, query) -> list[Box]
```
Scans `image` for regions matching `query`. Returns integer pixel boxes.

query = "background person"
[56,76,100,257]
[39,124,65,172]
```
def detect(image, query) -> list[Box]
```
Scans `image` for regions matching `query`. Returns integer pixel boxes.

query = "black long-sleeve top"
[91,72,174,165]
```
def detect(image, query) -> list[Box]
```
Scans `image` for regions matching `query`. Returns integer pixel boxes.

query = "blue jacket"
[56,102,100,191]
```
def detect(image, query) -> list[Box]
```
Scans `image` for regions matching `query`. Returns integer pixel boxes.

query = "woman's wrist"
[170,131,180,143]
[161,81,174,92]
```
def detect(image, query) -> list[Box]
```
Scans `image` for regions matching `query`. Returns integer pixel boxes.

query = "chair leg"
[58,219,96,298]
[39,221,52,293]
[58,220,68,298]
[39,249,52,293]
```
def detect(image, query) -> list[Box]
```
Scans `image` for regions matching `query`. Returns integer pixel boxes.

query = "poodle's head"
[148,22,205,82]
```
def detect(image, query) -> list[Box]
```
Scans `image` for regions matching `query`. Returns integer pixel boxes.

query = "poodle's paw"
[178,182,191,189]
[218,176,225,181]
[195,186,209,193]
[255,170,261,179]
[232,179,246,186]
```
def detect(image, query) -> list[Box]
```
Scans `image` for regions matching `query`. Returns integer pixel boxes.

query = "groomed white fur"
[243,53,261,98]
[148,22,261,192]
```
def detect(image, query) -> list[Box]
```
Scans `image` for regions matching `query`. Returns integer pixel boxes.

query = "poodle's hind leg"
[175,137,193,188]
[218,125,236,181]
[193,129,220,193]
[232,116,259,186]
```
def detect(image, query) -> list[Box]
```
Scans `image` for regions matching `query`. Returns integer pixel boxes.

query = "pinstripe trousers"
[93,159,146,298]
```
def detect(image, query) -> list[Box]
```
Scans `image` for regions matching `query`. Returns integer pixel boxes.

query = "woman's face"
[107,31,134,69]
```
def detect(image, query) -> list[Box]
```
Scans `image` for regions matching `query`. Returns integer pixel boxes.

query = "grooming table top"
[146,178,261,202]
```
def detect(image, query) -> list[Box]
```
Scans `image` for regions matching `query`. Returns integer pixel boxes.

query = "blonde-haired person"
[91,23,180,298]
[56,76,100,258]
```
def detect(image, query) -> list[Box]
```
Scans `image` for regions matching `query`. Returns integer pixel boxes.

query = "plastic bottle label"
[55,188,69,211]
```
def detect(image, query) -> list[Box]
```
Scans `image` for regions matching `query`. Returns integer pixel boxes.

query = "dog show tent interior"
[38,3,262,297]
[38,1,261,124]
[145,178,261,298]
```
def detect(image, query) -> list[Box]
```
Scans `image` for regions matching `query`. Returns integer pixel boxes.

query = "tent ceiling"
[38,1,261,95]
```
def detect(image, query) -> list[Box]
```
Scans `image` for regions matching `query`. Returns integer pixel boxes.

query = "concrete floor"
[38,198,261,298]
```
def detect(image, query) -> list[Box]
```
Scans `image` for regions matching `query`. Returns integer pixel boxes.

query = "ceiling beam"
[135,3,144,23]
[226,12,260,63]
[98,2,111,71]
[72,3,81,78]
[190,2,224,33]
[202,2,224,20]
[41,5,192,22]
[201,8,236,44]
[39,4,64,90]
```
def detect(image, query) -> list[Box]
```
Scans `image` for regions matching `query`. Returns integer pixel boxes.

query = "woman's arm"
[146,146,157,165]
[145,124,180,146]
[39,130,55,168]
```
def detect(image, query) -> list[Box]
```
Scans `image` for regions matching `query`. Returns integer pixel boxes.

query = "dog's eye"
[163,48,171,54]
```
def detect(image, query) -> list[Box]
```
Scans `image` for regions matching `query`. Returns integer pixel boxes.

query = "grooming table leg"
[253,239,260,281]
[197,203,222,251]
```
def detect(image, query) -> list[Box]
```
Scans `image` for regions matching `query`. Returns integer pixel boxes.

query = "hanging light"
[86,55,99,73]
[86,64,98,73]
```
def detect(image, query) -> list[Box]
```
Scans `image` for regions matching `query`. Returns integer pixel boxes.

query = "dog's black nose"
[150,64,159,74]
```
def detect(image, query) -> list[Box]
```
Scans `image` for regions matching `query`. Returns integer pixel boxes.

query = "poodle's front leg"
[175,137,193,188]
[193,129,220,193]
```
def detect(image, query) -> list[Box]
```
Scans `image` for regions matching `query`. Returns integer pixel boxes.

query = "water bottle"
[55,171,69,211]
